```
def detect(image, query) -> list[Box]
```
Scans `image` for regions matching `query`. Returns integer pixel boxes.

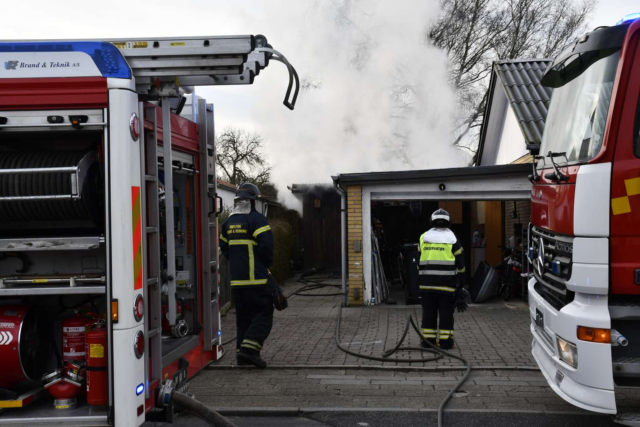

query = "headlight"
[556,335,578,368]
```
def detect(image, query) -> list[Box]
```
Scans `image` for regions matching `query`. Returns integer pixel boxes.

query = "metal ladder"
[140,104,162,398]
[111,35,299,110]
[197,99,220,351]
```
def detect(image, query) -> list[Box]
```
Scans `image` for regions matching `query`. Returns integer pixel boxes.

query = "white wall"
[479,83,509,166]
[480,81,528,166]
[217,186,236,214]
[494,106,527,165]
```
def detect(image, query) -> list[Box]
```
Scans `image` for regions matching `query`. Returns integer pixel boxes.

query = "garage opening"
[371,198,530,305]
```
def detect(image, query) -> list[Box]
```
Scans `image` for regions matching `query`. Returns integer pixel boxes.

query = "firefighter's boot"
[237,348,267,369]
[420,338,437,349]
[439,338,455,350]
[236,352,254,366]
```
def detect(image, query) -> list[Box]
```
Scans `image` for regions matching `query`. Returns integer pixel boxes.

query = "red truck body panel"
[0,77,108,110]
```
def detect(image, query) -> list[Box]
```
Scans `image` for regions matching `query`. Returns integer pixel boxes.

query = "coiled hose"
[296,273,471,427]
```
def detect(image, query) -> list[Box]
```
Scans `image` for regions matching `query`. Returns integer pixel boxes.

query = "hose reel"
[0,150,102,224]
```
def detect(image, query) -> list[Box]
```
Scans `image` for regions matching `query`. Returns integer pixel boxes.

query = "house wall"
[479,84,509,166]
[494,106,528,165]
[347,186,364,306]
[484,201,503,266]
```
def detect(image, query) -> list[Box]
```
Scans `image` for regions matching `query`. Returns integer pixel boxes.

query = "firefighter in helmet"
[220,183,274,368]
[418,209,467,350]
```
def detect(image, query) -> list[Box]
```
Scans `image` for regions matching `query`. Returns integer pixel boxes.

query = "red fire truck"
[527,12,640,425]
[0,36,297,426]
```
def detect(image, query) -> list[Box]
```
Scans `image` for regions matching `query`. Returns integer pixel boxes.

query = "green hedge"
[269,219,293,284]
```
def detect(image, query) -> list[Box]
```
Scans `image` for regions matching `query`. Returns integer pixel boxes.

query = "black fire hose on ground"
[160,385,239,427]
[299,274,471,427]
[218,272,472,427]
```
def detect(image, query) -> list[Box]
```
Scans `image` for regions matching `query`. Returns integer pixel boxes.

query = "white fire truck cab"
[0,36,297,426]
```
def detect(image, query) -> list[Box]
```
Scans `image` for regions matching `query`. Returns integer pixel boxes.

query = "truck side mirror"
[527,144,541,155]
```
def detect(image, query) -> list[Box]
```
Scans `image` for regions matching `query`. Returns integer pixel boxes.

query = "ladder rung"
[148,328,161,338]
[208,183,216,188]
[210,261,217,267]
[147,277,159,286]
[146,227,158,234]
[206,144,214,150]
[145,175,157,182]
[209,222,215,228]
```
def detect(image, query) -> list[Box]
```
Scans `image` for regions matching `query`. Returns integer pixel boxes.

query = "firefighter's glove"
[268,274,288,311]
[453,288,471,313]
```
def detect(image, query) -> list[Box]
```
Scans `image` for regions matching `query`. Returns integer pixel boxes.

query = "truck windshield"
[539,50,620,166]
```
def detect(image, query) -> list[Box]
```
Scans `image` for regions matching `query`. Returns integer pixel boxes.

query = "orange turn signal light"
[111,299,119,323]
[577,326,610,343]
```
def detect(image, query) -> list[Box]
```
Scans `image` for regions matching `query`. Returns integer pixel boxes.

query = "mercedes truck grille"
[530,226,574,308]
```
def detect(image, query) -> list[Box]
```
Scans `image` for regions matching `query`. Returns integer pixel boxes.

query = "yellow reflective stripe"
[231,279,268,286]
[439,330,454,334]
[219,235,228,243]
[419,270,457,276]
[453,247,464,256]
[241,342,261,351]
[422,328,437,332]
[457,267,466,273]
[419,260,455,266]
[249,244,255,281]
[253,225,271,238]
[419,286,456,292]
[229,240,257,246]
[243,339,262,350]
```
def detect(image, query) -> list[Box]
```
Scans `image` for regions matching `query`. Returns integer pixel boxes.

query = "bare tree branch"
[216,127,273,190]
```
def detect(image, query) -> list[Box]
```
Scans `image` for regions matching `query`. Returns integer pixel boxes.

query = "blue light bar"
[618,12,640,25]
[136,383,145,396]
[0,41,131,79]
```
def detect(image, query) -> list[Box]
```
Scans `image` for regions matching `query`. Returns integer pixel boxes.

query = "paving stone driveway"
[190,279,640,413]
[217,280,535,368]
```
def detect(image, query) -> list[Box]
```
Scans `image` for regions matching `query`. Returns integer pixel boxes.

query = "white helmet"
[430,209,451,228]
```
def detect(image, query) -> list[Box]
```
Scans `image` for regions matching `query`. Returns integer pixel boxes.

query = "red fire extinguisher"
[62,312,89,363]
[85,323,108,406]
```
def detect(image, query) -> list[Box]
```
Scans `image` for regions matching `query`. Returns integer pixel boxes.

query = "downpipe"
[333,178,348,307]
[158,380,239,427]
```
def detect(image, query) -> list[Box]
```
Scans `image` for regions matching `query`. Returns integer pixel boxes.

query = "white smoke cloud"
[210,0,471,207]
[0,0,470,210]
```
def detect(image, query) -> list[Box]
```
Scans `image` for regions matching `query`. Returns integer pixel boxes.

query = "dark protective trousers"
[421,292,455,342]
[233,286,274,354]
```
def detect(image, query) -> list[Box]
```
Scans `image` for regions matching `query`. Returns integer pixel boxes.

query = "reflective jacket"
[220,210,274,286]
[418,228,465,294]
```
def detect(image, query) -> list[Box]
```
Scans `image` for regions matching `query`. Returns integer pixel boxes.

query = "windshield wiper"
[528,155,545,183]
[544,151,569,182]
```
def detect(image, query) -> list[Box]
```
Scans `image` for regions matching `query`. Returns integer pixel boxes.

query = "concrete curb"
[214,407,595,417]
[206,364,540,372]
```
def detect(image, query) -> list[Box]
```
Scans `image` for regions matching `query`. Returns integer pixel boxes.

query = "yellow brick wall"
[346,185,364,305]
